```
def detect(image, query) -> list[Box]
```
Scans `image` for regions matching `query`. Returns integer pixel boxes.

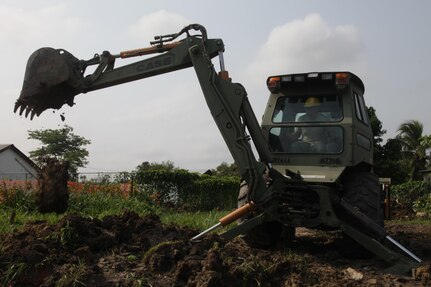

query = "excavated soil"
[36,159,69,214]
[1,210,430,286]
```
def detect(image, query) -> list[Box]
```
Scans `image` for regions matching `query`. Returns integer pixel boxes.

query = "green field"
[0,188,231,235]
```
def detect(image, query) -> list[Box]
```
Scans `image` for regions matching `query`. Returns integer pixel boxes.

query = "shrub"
[67,191,159,217]
[0,185,37,212]
[134,169,240,211]
[391,180,431,212]
[183,175,239,210]
[135,169,198,205]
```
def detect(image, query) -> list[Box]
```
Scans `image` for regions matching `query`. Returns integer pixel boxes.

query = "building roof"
[0,144,40,171]
[0,144,12,151]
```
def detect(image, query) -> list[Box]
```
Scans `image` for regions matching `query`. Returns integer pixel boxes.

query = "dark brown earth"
[1,210,430,287]
[36,159,69,214]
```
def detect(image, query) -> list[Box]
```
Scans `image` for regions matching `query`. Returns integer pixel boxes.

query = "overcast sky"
[1,1,430,173]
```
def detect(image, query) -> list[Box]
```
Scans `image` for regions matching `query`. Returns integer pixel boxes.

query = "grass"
[55,260,87,287]
[1,262,27,287]
[142,240,182,263]
[160,210,231,230]
[0,190,160,234]
[2,185,430,237]
[0,210,61,233]
[67,191,161,218]
[0,188,62,233]
[386,218,431,225]
[0,187,233,235]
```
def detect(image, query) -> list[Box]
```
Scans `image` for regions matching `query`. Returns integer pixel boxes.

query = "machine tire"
[237,181,282,248]
[338,171,384,257]
[341,171,384,232]
[242,221,283,249]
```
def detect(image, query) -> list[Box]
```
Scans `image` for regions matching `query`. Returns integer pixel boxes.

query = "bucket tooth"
[19,104,26,116]
[25,107,32,118]
[30,110,37,120]
[13,102,20,113]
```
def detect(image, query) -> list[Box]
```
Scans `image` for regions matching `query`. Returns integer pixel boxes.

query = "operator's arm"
[286,114,306,141]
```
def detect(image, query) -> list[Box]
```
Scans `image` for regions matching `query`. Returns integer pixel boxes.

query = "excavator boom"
[15,24,271,203]
[15,25,217,119]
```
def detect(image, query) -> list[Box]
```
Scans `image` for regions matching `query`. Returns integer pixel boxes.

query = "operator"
[284,96,330,152]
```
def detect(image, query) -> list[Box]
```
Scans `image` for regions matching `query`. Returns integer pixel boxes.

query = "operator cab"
[270,93,343,154]
[261,72,372,182]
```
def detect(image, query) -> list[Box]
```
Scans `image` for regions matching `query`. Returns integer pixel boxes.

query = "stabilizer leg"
[340,221,420,276]
[221,213,267,241]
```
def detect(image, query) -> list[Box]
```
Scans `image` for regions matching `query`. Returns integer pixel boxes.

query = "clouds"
[58,11,228,172]
[0,4,88,166]
[0,4,84,50]
[0,6,202,170]
[0,3,86,116]
[240,13,367,121]
[1,7,370,172]
[4,3,427,173]
[246,14,366,83]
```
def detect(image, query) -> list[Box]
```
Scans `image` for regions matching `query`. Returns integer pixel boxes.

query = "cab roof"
[266,71,365,94]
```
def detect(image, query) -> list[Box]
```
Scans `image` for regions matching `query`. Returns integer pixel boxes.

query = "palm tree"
[397,120,429,180]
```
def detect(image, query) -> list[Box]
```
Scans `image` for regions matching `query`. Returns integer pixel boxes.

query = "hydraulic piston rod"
[386,235,422,263]
[191,202,255,241]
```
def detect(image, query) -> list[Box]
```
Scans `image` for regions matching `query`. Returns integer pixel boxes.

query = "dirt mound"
[1,211,430,286]
[36,159,69,214]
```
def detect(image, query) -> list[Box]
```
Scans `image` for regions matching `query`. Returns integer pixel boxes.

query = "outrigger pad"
[14,47,82,119]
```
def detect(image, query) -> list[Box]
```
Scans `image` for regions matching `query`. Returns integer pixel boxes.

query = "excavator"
[14,24,421,275]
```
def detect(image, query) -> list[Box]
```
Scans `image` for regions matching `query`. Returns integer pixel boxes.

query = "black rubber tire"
[237,181,283,248]
[337,171,384,257]
[242,221,283,249]
[341,171,384,228]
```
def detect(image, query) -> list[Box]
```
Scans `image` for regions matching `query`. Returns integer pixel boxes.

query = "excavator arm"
[14,23,272,204]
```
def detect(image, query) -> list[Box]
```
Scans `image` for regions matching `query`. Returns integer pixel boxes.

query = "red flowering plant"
[67,181,131,197]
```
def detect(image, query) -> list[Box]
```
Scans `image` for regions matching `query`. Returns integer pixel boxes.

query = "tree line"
[369,107,431,184]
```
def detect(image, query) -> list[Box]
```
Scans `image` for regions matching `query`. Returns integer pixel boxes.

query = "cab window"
[269,126,343,154]
[272,94,343,123]
[354,92,369,125]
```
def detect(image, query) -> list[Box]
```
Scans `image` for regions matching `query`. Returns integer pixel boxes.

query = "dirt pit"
[1,211,430,286]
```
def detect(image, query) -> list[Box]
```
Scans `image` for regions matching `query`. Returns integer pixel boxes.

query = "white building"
[0,144,39,180]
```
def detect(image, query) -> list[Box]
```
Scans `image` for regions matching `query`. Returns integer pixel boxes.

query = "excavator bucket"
[14,47,83,119]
